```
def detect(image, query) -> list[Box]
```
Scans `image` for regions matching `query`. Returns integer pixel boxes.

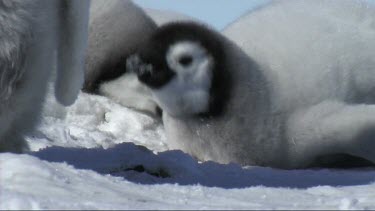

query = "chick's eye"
[178,55,193,67]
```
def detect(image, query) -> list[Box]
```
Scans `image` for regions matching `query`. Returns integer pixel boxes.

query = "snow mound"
[28,90,167,152]
[2,151,375,210]
[0,89,370,209]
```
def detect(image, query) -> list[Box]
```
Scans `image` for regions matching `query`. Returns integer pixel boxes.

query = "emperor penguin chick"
[130,7,375,169]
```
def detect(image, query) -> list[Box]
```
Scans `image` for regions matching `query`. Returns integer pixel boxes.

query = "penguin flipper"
[55,0,90,106]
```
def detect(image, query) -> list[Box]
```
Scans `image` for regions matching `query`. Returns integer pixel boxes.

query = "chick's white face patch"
[153,41,214,117]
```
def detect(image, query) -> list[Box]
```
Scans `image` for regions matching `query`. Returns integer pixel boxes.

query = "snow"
[1,87,375,210]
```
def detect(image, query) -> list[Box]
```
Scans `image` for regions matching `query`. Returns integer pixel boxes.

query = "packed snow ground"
[1,87,375,210]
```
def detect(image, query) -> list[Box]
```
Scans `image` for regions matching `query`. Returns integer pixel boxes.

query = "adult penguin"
[128,0,375,169]
[0,0,90,152]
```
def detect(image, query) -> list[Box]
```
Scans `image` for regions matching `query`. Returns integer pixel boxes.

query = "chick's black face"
[134,41,175,89]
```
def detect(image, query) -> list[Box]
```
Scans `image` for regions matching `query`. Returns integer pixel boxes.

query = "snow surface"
[1,86,375,210]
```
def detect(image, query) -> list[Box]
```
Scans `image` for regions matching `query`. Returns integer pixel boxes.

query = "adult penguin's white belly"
[224,0,375,111]
[130,0,375,169]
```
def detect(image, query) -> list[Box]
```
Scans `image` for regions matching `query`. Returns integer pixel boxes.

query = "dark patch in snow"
[110,164,170,178]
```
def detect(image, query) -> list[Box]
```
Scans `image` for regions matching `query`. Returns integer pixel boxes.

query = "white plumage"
[155,41,213,117]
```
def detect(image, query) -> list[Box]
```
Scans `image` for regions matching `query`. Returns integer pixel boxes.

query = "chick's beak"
[126,54,153,79]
